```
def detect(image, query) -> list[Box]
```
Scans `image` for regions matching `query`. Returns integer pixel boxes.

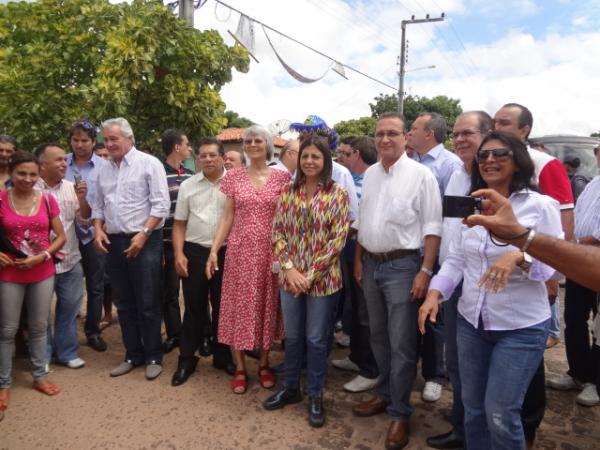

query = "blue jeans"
[280,289,337,396]
[107,231,164,364]
[362,253,420,421]
[80,240,106,338]
[47,263,84,362]
[443,283,464,438]
[549,297,560,338]
[458,316,550,450]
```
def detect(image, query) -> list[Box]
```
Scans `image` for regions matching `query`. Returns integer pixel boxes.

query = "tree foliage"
[333,116,377,139]
[0,0,249,151]
[223,110,254,128]
[591,131,600,138]
[369,93,463,131]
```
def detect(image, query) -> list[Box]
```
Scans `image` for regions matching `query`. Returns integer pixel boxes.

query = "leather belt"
[363,248,419,263]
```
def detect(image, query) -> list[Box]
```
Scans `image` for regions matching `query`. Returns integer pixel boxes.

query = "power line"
[208,0,398,92]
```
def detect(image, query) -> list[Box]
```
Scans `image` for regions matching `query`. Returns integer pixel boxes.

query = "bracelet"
[490,227,531,241]
[43,251,51,261]
[420,266,433,276]
[520,229,536,253]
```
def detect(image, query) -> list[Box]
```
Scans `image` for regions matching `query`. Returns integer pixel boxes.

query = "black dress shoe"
[87,335,107,352]
[426,429,464,449]
[198,336,212,357]
[163,338,179,354]
[171,357,198,386]
[263,387,302,411]
[308,395,325,428]
[213,360,236,376]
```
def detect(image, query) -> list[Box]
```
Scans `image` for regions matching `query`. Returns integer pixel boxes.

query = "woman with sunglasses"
[207,126,290,394]
[264,135,349,427]
[418,131,563,449]
[0,151,66,419]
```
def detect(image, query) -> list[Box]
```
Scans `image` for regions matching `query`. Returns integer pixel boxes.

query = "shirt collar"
[197,168,226,184]
[67,151,101,168]
[418,143,444,161]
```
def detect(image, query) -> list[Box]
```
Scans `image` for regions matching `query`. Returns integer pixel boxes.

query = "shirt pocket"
[387,197,418,226]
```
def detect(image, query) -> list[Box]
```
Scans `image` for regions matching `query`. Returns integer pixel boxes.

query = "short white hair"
[102,117,135,142]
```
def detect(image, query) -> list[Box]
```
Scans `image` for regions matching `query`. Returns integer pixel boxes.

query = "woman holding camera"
[419,131,563,449]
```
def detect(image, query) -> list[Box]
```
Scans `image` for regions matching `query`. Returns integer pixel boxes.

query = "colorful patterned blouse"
[272,181,350,296]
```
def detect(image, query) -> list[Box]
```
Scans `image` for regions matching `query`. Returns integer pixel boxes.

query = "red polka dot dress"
[218,167,290,350]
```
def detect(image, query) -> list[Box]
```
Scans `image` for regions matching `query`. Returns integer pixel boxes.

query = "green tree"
[333,116,376,139]
[369,93,463,131]
[591,131,600,138]
[223,110,254,128]
[0,0,249,151]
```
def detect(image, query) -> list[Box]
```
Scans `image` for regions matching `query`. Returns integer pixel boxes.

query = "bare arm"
[410,234,440,300]
[206,197,235,279]
[560,208,574,242]
[172,219,188,278]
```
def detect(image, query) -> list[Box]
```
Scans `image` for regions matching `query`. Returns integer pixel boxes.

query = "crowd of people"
[0,103,598,450]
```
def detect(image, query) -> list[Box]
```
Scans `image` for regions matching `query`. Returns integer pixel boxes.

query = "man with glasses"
[159,129,194,355]
[273,139,299,175]
[426,111,493,449]
[65,120,109,352]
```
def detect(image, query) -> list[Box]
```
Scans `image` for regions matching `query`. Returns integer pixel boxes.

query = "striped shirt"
[413,143,462,196]
[36,179,82,274]
[91,148,170,234]
[162,160,194,242]
[574,176,600,240]
[351,171,364,200]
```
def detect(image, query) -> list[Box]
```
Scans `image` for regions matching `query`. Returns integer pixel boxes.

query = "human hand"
[285,268,310,297]
[466,189,528,242]
[206,251,219,280]
[14,253,45,270]
[411,271,431,301]
[94,228,110,254]
[418,291,440,334]
[0,252,15,268]
[74,180,88,201]
[479,251,522,293]
[175,254,189,278]
[123,232,148,258]
[353,258,363,287]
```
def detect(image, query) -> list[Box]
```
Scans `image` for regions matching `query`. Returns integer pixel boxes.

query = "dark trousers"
[179,243,231,367]
[80,240,106,338]
[107,231,164,364]
[347,259,378,379]
[564,278,599,382]
[162,243,182,341]
[521,360,546,442]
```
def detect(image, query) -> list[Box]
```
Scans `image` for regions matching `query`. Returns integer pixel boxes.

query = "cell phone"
[74,175,82,186]
[442,195,482,218]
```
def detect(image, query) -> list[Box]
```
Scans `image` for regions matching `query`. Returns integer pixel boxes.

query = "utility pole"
[398,14,444,114]
[179,0,194,26]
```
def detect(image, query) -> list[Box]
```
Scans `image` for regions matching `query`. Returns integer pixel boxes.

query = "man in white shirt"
[170,138,235,386]
[36,143,91,370]
[352,112,442,449]
[92,118,170,381]
[426,111,493,450]
[273,139,299,175]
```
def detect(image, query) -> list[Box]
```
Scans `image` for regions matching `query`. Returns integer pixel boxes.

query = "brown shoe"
[385,420,409,449]
[352,395,389,417]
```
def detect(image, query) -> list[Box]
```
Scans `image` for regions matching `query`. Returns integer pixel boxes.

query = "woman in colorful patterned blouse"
[263,135,350,428]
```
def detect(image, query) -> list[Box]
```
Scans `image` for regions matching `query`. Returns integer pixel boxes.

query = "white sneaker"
[65,357,85,369]
[336,333,350,347]
[344,375,378,393]
[422,381,443,402]
[575,383,600,406]
[331,357,360,372]
[546,374,582,391]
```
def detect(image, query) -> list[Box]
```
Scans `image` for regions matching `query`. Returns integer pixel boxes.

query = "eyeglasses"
[452,129,480,140]
[71,120,95,130]
[243,138,265,146]
[338,150,354,157]
[476,148,513,163]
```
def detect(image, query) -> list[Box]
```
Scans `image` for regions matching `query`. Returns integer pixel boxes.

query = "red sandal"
[0,389,9,411]
[33,380,60,396]
[258,365,275,389]
[230,370,248,394]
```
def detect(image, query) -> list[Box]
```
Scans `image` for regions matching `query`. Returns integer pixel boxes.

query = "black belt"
[364,248,419,263]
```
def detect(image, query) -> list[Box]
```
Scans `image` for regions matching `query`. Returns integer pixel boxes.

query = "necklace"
[9,189,38,216]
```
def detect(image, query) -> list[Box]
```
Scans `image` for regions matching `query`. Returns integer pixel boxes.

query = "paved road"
[2,303,599,449]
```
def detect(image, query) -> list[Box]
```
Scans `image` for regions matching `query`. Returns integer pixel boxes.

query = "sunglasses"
[476,148,513,163]
[71,120,95,130]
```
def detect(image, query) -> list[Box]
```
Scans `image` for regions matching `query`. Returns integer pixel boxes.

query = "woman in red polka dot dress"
[207,126,290,394]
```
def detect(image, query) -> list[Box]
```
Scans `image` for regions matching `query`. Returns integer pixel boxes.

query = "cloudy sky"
[190,0,600,137]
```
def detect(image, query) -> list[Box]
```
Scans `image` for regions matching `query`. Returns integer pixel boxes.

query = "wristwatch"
[518,252,532,272]
[282,260,294,271]
[142,227,152,237]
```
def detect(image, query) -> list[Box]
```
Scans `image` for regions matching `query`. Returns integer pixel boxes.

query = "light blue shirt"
[65,152,106,245]
[574,175,600,241]
[413,143,462,196]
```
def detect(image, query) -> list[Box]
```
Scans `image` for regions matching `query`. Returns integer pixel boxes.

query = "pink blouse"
[0,190,59,284]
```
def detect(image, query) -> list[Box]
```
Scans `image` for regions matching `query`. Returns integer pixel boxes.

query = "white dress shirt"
[37,179,82,274]
[354,153,442,253]
[439,166,472,264]
[174,170,226,247]
[430,190,563,331]
[91,148,170,234]
[332,161,359,222]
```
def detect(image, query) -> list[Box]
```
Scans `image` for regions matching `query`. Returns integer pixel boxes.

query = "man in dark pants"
[160,129,194,354]
[170,138,235,386]
[92,118,170,380]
